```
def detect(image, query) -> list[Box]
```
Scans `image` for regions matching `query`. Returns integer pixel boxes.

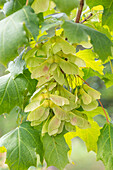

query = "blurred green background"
[0,60,113,170]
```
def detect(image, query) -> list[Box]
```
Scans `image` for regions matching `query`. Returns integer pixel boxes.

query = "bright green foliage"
[42,132,69,170]
[3,0,34,16]
[0,6,39,65]
[32,0,49,13]
[62,21,112,61]
[86,0,113,31]
[97,123,113,170]
[0,0,6,6]
[65,120,101,153]
[102,73,113,88]
[76,49,104,75]
[52,0,80,15]
[0,122,43,170]
[82,107,110,120]
[0,0,113,169]
[0,70,37,114]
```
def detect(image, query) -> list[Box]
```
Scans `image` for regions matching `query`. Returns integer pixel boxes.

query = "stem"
[75,0,84,23]
[77,75,109,124]
[26,0,29,6]
[108,56,113,74]
[98,99,109,123]
[80,13,93,23]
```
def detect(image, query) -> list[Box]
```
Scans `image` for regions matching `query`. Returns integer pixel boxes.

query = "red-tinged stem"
[26,0,29,6]
[98,99,109,123]
[77,75,109,124]
[75,0,84,23]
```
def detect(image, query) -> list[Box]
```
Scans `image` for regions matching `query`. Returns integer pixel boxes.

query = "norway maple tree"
[0,0,113,169]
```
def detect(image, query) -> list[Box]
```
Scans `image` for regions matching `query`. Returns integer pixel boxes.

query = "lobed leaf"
[76,49,104,75]
[86,0,113,31]
[62,21,112,61]
[0,6,39,65]
[52,0,79,15]
[42,132,69,170]
[65,120,100,153]
[0,70,37,115]
[97,123,113,170]
[3,0,34,16]
[0,122,43,170]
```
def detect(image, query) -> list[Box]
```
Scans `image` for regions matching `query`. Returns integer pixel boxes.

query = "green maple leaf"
[86,0,113,31]
[82,68,102,81]
[102,73,113,88]
[3,0,34,16]
[0,122,43,170]
[62,21,112,61]
[97,123,113,170]
[32,0,49,14]
[82,107,110,120]
[42,131,69,170]
[0,6,39,65]
[65,120,101,153]
[76,49,104,75]
[0,70,37,115]
[52,0,80,15]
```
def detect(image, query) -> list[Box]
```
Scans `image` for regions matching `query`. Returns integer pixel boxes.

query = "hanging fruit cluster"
[24,36,101,136]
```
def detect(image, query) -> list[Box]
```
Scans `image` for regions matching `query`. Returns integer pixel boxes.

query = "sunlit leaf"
[86,0,113,31]
[65,120,100,154]
[76,49,104,74]
[32,0,49,14]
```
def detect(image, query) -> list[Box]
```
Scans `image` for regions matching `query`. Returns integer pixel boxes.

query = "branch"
[80,13,93,23]
[77,75,109,124]
[75,0,84,23]
[26,0,29,6]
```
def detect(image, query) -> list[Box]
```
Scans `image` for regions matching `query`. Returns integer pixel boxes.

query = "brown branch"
[80,13,93,23]
[75,0,84,23]
[77,75,109,124]
[26,0,29,6]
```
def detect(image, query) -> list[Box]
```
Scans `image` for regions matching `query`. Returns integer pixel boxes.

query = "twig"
[26,0,29,6]
[75,0,84,23]
[77,75,109,124]
[98,99,109,124]
[80,13,93,23]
